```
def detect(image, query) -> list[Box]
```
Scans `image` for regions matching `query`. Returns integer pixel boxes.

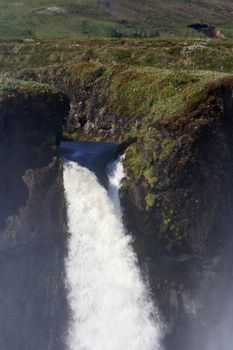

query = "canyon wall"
[0,77,70,350]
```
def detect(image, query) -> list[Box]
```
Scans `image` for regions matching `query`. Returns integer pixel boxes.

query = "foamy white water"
[107,155,125,218]
[63,157,162,350]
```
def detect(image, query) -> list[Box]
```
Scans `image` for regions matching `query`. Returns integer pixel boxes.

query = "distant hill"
[0,0,232,38]
[99,0,233,36]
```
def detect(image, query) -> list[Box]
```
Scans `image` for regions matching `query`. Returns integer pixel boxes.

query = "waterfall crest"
[63,157,162,350]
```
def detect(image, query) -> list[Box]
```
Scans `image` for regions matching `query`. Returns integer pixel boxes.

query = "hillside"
[0,0,233,38]
[99,0,233,36]
[0,0,116,38]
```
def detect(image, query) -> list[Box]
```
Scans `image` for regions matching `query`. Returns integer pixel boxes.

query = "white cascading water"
[63,156,162,350]
[107,156,125,218]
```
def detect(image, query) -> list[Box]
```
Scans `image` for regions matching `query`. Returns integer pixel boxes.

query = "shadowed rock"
[187,23,225,39]
[0,77,70,350]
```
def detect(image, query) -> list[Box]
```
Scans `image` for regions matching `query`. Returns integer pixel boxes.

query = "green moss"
[159,139,175,162]
[159,217,172,233]
[145,193,156,210]
[0,76,66,103]
[124,146,143,180]
[157,207,187,251]
[143,167,158,188]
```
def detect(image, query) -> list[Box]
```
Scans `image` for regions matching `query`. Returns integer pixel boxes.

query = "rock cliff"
[0,77,69,246]
[0,77,70,350]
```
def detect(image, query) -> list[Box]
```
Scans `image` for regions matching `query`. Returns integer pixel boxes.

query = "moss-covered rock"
[123,77,233,254]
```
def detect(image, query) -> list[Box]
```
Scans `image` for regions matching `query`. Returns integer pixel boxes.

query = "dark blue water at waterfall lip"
[60,141,120,186]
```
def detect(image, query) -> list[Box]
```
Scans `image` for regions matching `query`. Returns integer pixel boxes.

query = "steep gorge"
[16,65,233,348]
[1,42,233,347]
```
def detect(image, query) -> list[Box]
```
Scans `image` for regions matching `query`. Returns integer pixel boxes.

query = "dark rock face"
[0,241,68,350]
[0,84,69,236]
[0,79,70,350]
[122,82,233,349]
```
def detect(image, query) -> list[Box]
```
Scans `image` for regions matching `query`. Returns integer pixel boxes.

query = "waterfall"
[107,156,125,218]
[63,156,162,350]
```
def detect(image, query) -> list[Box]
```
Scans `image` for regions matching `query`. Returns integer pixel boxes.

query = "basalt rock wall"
[0,78,70,350]
[0,78,69,244]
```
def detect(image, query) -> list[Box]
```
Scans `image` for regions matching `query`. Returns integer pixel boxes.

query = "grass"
[0,37,233,73]
[0,0,233,38]
[103,66,225,119]
[0,0,122,38]
[0,38,231,139]
[0,0,165,39]
[0,76,67,105]
[0,75,52,93]
[100,0,233,37]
